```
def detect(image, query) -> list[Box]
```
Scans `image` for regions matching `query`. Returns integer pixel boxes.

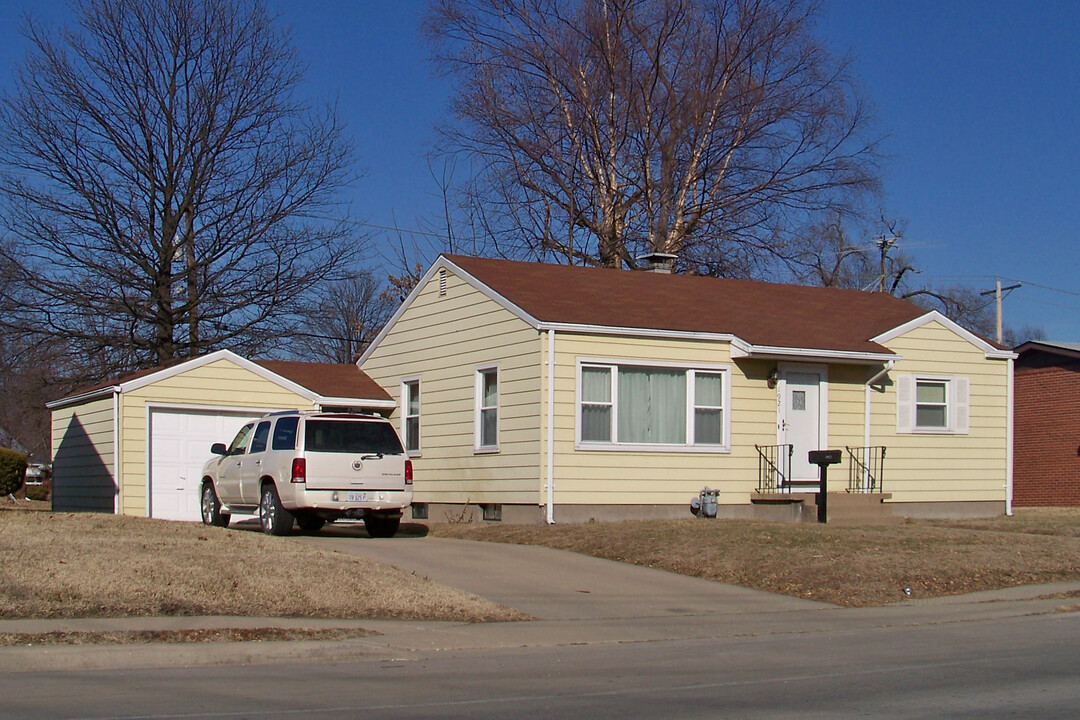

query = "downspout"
[113,391,120,514]
[546,328,556,524]
[864,360,896,448]
[1006,356,1014,516]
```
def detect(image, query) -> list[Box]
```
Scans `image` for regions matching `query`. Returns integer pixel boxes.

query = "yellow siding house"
[49,350,393,520]
[360,255,1016,524]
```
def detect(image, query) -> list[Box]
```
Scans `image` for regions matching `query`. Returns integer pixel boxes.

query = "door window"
[226,424,254,455]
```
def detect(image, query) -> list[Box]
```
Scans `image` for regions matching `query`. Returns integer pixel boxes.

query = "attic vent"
[438,268,447,296]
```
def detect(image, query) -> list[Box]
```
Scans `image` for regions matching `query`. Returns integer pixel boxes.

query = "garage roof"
[47,350,394,409]
[253,360,392,403]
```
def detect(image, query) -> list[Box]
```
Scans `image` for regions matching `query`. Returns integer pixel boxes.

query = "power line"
[925,274,1080,298]
[998,277,1080,299]
[298,213,449,240]
[1011,295,1080,313]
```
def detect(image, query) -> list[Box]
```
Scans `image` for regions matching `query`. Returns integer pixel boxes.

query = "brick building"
[1014,341,1080,506]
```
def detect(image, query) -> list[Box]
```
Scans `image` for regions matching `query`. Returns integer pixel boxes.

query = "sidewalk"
[3,533,1079,673]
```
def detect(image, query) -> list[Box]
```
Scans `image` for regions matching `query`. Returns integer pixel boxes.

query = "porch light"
[767,368,779,389]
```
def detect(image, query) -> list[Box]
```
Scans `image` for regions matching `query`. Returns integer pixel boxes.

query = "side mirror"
[211,443,228,456]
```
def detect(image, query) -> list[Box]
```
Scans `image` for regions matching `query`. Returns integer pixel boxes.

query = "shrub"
[0,448,28,496]
[25,484,49,502]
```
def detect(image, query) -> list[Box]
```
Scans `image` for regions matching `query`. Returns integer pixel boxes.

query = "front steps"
[751,492,898,525]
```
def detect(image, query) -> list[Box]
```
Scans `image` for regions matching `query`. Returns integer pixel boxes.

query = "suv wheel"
[200,482,230,528]
[259,483,294,536]
[364,514,400,538]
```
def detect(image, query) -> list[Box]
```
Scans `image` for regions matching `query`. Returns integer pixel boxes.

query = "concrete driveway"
[300,527,829,622]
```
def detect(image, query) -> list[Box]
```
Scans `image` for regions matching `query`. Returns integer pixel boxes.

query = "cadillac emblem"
[352,460,363,471]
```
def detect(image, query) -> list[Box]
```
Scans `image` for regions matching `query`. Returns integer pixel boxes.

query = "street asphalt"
[3,531,1080,673]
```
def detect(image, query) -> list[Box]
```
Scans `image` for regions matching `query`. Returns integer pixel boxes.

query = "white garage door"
[149,408,259,521]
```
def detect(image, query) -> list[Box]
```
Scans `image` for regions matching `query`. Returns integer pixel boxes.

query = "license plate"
[347,492,368,502]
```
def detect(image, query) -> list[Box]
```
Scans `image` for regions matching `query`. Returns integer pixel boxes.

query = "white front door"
[779,367,826,483]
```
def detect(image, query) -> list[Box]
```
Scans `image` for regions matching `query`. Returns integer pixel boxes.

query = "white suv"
[199,411,413,537]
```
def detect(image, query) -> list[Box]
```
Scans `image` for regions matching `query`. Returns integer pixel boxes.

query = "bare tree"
[424,0,880,275]
[0,0,361,372]
[298,272,396,364]
[795,216,1043,345]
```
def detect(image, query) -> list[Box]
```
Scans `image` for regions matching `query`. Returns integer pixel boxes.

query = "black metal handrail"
[846,446,886,493]
[755,444,794,493]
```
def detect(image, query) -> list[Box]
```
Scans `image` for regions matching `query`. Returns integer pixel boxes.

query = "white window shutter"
[953,377,970,434]
[896,374,914,433]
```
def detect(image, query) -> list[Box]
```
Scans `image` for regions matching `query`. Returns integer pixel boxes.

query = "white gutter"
[46,386,118,410]
[735,344,900,365]
[864,360,895,448]
[546,329,556,524]
[1006,356,1014,516]
[538,321,735,344]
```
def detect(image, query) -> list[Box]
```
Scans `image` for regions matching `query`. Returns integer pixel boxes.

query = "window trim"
[575,357,731,453]
[474,364,500,453]
[400,377,421,457]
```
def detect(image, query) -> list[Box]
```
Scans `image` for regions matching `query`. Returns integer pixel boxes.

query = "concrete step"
[751,492,899,525]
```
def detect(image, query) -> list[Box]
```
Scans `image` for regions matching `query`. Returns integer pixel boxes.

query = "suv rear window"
[304,420,404,455]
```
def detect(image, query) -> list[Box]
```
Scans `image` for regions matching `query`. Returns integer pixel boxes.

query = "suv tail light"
[405,459,413,485]
[291,458,306,483]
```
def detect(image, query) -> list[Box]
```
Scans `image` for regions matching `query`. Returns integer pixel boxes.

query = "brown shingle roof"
[253,360,392,402]
[55,353,391,406]
[445,254,927,355]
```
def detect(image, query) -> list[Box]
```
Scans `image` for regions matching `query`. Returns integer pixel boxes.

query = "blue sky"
[1,1,1077,340]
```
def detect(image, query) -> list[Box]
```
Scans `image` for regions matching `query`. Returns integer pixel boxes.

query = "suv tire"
[200,482,230,528]
[259,482,294,536]
[364,514,400,538]
[295,513,326,532]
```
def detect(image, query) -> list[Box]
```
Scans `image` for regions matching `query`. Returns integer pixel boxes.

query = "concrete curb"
[4,583,1079,673]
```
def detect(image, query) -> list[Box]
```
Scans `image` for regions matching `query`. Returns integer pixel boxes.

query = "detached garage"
[48,350,395,521]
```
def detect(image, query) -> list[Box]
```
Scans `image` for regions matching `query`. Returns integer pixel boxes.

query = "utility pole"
[980,278,1022,343]
[876,235,898,292]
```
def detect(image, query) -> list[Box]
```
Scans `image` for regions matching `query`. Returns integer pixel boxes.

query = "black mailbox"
[808,449,842,466]
[808,449,842,523]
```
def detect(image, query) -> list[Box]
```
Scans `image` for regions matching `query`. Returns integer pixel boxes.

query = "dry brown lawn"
[432,508,1080,607]
[0,507,524,622]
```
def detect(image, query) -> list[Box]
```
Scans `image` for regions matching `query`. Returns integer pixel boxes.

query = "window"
[304,420,404,455]
[475,366,499,451]
[581,366,612,442]
[618,366,687,443]
[271,416,299,450]
[915,380,948,428]
[577,361,729,450]
[249,421,271,453]
[226,423,254,455]
[402,379,421,454]
[693,372,725,445]
[896,374,969,434]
